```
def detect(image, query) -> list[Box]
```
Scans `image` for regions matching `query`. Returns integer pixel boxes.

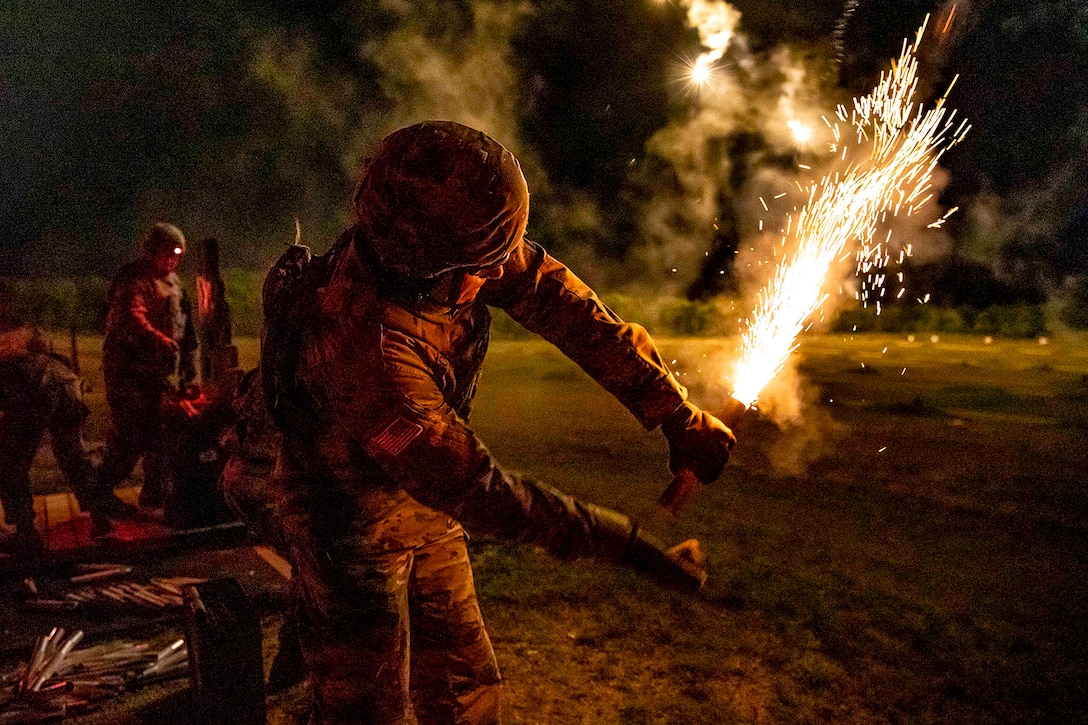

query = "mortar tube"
[71,566,131,584]
[155,639,185,661]
[24,628,64,687]
[141,650,188,679]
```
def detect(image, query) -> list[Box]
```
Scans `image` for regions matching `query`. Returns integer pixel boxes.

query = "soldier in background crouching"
[0,322,130,553]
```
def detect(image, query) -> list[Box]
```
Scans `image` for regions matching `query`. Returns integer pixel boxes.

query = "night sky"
[1,0,1085,303]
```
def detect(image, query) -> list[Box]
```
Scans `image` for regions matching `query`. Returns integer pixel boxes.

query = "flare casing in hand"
[658,396,747,516]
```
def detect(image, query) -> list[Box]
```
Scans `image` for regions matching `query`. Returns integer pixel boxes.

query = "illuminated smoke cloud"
[632,2,958,315]
[249,1,544,254]
[362,2,528,157]
[632,3,831,293]
[682,0,743,83]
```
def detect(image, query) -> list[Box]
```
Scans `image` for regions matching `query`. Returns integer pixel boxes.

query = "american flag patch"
[371,416,424,456]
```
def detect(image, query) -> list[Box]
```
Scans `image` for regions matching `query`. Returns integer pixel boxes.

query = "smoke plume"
[249,1,541,254]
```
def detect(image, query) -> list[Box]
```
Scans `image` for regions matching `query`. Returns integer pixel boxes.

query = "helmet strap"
[434,270,467,312]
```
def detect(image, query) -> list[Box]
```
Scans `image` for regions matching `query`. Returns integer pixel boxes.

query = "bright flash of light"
[689,56,714,86]
[787,119,813,146]
[730,17,969,408]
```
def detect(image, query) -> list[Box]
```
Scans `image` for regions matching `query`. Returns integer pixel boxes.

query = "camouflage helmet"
[353,121,529,279]
[141,222,186,257]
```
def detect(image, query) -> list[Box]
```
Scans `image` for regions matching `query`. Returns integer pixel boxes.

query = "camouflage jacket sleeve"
[480,240,687,429]
[301,322,634,562]
[107,274,174,350]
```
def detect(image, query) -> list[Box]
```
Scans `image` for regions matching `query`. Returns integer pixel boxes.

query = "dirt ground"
[8,332,1088,724]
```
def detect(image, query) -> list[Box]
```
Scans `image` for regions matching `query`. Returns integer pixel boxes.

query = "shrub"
[831,302,1048,338]
[972,305,1047,337]
[2,276,109,332]
[2,271,266,335]
[1060,299,1088,329]
[221,268,265,336]
[935,308,968,333]
[1056,281,1088,330]
[4,274,1054,341]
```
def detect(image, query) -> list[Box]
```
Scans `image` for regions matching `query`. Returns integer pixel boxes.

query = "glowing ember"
[689,56,714,86]
[787,119,813,145]
[730,17,969,408]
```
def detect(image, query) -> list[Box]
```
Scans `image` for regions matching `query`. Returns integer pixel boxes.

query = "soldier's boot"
[88,492,142,538]
[0,518,44,558]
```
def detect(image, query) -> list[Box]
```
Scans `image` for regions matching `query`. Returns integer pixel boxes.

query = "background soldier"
[0,320,128,553]
[263,121,736,724]
[98,222,198,513]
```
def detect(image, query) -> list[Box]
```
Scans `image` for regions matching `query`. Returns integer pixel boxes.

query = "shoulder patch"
[371,415,424,456]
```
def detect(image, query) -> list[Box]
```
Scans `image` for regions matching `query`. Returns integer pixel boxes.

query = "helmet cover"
[141,222,186,256]
[354,121,529,278]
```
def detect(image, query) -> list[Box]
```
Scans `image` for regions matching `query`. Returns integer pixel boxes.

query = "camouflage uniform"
[270,122,732,725]
[99,256,197,507]
[0,330,96,549]
[275,235,689,724]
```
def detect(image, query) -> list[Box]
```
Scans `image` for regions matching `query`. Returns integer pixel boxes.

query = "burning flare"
[729,18,969,408]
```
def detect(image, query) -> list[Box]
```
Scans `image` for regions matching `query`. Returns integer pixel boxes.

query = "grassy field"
[24,331,1088,724]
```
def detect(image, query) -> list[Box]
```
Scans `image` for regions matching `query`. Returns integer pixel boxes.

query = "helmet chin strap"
[353,231,471,312]
[427,270,468,312]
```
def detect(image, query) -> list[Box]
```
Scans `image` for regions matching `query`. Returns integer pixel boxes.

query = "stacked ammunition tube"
[2,566,212,719]
[1,632,191,722]
[22,567,206,612]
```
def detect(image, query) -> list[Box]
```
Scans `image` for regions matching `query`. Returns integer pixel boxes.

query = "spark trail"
[729,18,969,407]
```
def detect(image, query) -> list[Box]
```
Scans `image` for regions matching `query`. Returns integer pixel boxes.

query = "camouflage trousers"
[0,364,94,529]
[98,376,172,507]
[290,520,502,725]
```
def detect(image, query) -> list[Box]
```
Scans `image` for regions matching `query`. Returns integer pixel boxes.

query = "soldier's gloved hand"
[623,530,708,591]
[584,504,708,591]
[661,401,736,484]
